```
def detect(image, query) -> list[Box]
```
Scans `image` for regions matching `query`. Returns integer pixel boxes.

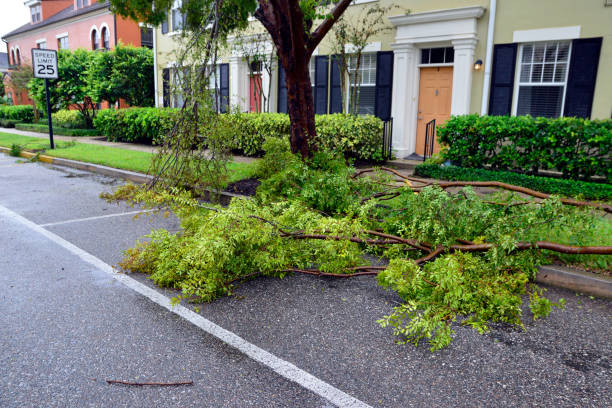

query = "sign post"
[31,49,58,149]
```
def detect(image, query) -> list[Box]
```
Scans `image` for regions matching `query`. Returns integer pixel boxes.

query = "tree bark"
[255,0,353,159]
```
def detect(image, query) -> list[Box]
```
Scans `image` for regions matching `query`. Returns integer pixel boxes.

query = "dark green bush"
[0,119,20,128]
[0,105,34,123]
[414,164,612,201]
[93,108,178,145]
[15,123,101,137]
[225,112,385,159]
[93,108,386,160]
[437,115,612,181]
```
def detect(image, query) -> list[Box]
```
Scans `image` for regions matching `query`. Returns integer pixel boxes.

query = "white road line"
[39,209,157,227]
[0,204,372,408]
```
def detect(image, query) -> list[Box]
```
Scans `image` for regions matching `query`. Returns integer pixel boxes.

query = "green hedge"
[15,123,101,137]
[93,108,386,160]
[414,164,612,201]
[0,119,20,128]
[52,110,87,129]
[93,108,178,144]
[0,105,34,123]
[437,115,612,182]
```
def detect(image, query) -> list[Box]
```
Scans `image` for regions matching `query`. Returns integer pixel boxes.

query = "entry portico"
[389,6,485,158]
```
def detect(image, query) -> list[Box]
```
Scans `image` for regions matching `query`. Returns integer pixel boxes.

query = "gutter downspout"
[480,0,497,115]
[153,27,159,108]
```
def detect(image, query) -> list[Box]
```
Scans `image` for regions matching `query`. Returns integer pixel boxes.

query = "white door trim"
[388,6,485,158]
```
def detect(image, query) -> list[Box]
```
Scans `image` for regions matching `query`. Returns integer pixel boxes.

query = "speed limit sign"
[31,48,58,79]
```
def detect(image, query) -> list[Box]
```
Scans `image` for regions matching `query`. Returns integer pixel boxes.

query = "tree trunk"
[284,60,316,159]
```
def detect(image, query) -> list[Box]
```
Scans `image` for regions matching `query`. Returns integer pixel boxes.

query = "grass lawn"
[0,132,255,184]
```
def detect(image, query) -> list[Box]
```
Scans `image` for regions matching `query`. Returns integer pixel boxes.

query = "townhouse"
[2,0,152,105]
[157,1,611,157]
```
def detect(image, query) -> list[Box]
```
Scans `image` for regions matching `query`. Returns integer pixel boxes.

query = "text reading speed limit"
[31,48,58,79]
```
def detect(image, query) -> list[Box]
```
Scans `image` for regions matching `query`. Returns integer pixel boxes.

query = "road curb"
[2,147,610,298]
[0,147,246,205]
[536,265,612,299]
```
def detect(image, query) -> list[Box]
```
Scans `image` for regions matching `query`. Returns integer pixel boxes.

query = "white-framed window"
[30,5,41,23]
[91,29,99,50]
[37,41,47,49]
[171,66,189,108]
[348,53,377,115]
[513,41,571,118]
[57,36,69,50]
[76,0,89,8]
[101,27,110,49]
[171,1,185,32]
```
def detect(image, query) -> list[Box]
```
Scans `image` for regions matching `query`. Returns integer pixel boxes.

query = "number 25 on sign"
[31,48,58,149]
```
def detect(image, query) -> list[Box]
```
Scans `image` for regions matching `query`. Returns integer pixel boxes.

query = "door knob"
[418,116,423,120]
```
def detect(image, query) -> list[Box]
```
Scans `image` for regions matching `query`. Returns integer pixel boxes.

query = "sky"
[0,0,32,53]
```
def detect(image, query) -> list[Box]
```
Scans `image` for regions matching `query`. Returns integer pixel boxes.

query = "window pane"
[545,43,557,62]
[542,63,554,82]
[522,45,533,63]
[531,63,543,82]
[350,86,375,115]
[520,64,531,82]
[554,63,567,82]
[557,43,570,61]
[444,47,454,63]
[516,85,564,118]
[430,48,445,64]
[533,44,545,63]
[421,49,430,64]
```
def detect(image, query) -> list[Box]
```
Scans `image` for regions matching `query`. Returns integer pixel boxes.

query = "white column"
[229,56,249,111]
[450,38,478,115]
[390,43,419,158]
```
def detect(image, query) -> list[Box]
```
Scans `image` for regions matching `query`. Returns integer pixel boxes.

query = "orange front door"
[249,74,263,112]
[415,66,453,156]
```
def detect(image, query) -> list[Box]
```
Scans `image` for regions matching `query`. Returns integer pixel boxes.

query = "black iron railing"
[382,117,393,160]
[423,118,436,161]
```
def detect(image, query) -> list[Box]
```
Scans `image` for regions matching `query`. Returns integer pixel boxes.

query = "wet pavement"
[0,153,610,407]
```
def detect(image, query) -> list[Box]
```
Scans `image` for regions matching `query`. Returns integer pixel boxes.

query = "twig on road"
[106,379,193,387]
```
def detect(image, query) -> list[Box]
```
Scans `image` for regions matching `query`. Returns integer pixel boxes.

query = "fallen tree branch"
[106,379,193,386]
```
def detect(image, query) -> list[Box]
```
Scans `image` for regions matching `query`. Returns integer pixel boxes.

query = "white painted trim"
[417,62,453,68]
[0,203,372,408]
[24,0,40,7]
[89,24,99,39]
[389,6,484,157]
[481,0,496,115]
[35,38,47,44]
[513,26,580,43]
[388,6,485,26]
[55,32,69,39]
[345,42,381,54]
[2,8,110,41]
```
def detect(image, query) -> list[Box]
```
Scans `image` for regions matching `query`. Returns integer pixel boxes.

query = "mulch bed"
[224,178,261,196]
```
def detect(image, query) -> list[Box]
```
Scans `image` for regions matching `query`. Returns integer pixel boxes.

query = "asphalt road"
[0,153,610,407]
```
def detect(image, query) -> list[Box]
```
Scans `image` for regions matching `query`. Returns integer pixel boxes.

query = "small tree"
[89,45,155,108]
[29,49,97,128]
[6,64,33,106]
[331,4,400,115]
[0,77,5,98]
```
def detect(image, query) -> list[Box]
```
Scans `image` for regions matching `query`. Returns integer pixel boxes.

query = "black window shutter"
[374,51,393,120]
[161,12,169,34]
[488,43,518,116]
[329,55,343,113]
[564,37,602,118]
[162,68,170,107]
[219,63,229,113]
[277,64,288,113]
[314,55,329,114]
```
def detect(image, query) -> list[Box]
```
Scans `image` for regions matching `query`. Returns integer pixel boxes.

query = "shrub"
[437,115,612,181]
[0,105,34,123]
[94,108,386,160]
[52,110,86,129]
[15,123,101,137]
[0,119,20,128]
[414,164,612,201]
[93,108,179,144]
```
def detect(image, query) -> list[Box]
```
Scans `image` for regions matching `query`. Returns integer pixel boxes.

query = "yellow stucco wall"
[154,0,610,118]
